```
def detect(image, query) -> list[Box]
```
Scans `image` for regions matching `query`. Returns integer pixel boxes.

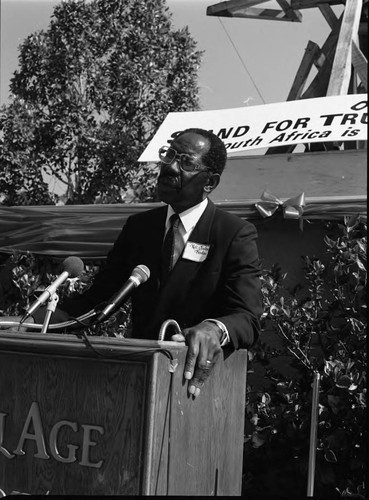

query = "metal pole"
[41,293,59,334]
[307,370,321,497]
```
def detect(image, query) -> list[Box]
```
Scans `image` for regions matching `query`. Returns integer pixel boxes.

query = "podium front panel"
[0,332,247,496]
[0,349,147,495]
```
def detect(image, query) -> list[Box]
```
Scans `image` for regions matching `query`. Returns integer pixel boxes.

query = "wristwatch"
[204,319,230,346]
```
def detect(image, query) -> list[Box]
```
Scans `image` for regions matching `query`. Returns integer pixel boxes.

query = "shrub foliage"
[245,215,366,498]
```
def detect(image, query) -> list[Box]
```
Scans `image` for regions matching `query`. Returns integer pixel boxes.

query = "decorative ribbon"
[255,190,305,219]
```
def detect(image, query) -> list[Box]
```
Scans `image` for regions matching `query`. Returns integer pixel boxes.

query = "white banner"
[139,94,367,162]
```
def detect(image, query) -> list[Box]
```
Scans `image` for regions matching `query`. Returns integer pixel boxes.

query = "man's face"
[157,132,213,213]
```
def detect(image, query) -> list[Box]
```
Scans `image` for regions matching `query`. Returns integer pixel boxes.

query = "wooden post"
[351,40,368,90]
[327,0,363,96]
[318,3,339,29]
[287,40,324,101]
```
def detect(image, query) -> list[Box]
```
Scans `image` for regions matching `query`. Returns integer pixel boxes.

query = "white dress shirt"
[164,198,209,253]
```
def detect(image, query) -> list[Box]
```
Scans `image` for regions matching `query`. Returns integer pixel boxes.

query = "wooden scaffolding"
[207,0,368,153]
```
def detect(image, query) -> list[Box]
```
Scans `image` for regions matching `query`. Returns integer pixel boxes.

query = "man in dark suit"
[57,128,262,397]
[8,128,263,398]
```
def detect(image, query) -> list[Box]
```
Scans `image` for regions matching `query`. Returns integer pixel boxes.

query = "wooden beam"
[266,15,343,153]
[207,0,302,21]
[207,0,270,17]
[300,17,342,98]
[287,41,324,100]
[327,0,363,95]
[351,39,368,90]
[276,0,303,21]
[291,0,346,9]
[208,5,302,21]
[216,150,368,199]
[318,4,339,28]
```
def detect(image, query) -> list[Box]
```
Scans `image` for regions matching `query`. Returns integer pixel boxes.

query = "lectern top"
[0,330,186,361]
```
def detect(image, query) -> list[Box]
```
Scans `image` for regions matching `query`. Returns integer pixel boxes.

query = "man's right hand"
[171,321,222,398]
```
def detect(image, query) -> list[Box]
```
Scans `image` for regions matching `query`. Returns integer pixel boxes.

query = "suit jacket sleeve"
[213,221,262,349]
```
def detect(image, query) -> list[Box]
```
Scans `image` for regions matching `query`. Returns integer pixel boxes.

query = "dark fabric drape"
[0,197,366,258]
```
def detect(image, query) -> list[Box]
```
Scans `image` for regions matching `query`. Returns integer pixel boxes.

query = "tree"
[0,0,202,205]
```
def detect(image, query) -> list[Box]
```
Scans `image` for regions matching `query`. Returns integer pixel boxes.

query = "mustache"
[157,172,182,193]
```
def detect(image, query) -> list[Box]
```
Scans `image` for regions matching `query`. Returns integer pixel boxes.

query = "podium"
[0,331,247,496]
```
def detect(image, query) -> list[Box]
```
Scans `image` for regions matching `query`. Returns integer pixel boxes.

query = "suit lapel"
[143,206,167,282]
[184,199,216,245]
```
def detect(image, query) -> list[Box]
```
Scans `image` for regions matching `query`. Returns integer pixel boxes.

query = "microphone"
[97,265,150,322]
[21,256,84,324]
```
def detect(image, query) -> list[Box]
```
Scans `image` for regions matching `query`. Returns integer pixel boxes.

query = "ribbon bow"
[255,190,305,219]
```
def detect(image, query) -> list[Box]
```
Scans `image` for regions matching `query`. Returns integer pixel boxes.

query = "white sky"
[0,0,343,109]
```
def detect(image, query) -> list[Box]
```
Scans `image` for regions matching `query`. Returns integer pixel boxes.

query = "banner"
[0,196,366,257]
[138,94,367,162]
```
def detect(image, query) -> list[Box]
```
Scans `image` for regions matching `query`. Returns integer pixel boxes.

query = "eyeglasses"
[158,146,205,172]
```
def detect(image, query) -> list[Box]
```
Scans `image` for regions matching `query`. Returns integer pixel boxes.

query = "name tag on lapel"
[182,241,210,262]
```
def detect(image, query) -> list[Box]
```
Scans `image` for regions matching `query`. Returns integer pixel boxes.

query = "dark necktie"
[161,213,180,283]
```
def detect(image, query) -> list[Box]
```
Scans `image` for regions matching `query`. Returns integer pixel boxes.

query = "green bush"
[244,215,366,499]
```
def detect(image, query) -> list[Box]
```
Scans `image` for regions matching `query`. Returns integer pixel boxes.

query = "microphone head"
[62,256,84,278]
[131,265,150,284]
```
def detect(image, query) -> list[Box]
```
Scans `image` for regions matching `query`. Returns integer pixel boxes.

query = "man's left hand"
[171,321,222,398]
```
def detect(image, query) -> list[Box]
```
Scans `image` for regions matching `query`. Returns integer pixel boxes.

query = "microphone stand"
[41,292,59,334]
[0,309,97,332]
[307,370,321,497]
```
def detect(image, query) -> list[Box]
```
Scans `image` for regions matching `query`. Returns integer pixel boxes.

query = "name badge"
[182,241,210,262]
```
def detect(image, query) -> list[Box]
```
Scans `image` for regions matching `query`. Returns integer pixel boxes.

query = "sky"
[0,0,343,109]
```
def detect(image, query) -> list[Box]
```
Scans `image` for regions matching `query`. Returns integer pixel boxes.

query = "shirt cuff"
[203,319,230,346]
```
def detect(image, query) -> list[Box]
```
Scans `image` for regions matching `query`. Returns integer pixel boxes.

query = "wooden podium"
[0,331,247,496]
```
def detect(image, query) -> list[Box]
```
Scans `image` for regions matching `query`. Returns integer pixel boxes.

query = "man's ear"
[204,173,220,193]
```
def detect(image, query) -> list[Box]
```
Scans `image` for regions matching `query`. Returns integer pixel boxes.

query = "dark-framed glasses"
[158,146,205,172]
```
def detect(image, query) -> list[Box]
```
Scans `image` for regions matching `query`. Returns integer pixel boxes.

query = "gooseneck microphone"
[97,265,150,322]
[20,256,84,324]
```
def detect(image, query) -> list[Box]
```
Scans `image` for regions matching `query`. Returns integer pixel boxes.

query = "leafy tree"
[0,98,57,205]
[0,0,202,205]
